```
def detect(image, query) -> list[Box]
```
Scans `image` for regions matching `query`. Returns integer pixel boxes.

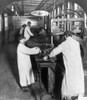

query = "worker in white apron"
[17,21,41,92]
[43,31,85,100]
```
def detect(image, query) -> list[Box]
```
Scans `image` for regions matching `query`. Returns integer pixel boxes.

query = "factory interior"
[0,0,87,100]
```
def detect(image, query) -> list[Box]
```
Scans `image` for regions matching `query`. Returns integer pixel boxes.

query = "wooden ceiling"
[4,0,46,15]
[1,0,87,15]
[3,0,64,15]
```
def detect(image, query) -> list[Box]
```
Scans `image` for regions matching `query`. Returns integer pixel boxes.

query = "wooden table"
[35,56,56,94]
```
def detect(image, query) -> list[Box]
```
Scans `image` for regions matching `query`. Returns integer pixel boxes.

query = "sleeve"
[19,28,23,35]
[24,29,30,41]
[49,42,65,57]
[18,43,40,55]
[27,27,34,36]
[24,27,34,41]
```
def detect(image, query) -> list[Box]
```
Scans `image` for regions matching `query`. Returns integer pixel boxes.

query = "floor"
[0,42,53,100]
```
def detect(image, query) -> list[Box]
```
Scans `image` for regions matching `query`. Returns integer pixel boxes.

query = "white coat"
[49,36,85,98]
[17,43,40,87]
[24,26,33,41]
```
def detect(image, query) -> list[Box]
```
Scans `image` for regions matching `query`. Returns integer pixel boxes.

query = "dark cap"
[22,24,26,27]
[64,31,74,37]
[27,21,31,24]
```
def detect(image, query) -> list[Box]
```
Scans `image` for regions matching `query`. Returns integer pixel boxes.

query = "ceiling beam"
[0,0,20,13]
[24,4,38,6]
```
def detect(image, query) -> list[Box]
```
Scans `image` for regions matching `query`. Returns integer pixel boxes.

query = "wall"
[11,16,44,29]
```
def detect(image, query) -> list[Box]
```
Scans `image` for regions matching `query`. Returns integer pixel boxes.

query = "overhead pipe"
[36,0,51,10]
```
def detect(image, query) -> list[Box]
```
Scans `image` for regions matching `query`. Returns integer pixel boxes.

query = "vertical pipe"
[74,3,78,19]
[22,0,24,15]
[74,3,78,26]
[53,0,55,18]
[57,7,60,27]
[2,13,5,43]
[0,15,2,48]
[67,2,70,18]
[51,0,56,47]
[0,15,2,32]
[4,14,9,42]
[84,13,87,28]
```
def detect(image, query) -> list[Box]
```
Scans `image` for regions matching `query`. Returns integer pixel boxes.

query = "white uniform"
[17,43,40,87]
[17,23,39,87]
[49,36,85,98]
[19,27,23,35]
[24,26,33,41]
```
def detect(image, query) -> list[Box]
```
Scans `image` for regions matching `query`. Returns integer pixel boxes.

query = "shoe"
[21,86,29,92]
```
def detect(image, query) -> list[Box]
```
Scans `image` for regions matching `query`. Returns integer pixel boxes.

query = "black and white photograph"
[0,0,87,100]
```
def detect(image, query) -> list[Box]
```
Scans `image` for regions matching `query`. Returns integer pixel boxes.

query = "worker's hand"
[35,47,41,53]
[43,56,48,61]
[20,38,26,44]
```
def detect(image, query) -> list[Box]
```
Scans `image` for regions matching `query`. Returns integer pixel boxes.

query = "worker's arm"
[43,42,64,61]
[17,43,41,55]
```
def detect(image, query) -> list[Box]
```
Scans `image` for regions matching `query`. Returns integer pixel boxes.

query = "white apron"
[49,37,85,98]
[17,43,40,87]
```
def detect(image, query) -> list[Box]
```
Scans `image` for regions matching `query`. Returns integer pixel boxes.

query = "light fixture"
[11,5,14,12]
[31,10,49,16]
